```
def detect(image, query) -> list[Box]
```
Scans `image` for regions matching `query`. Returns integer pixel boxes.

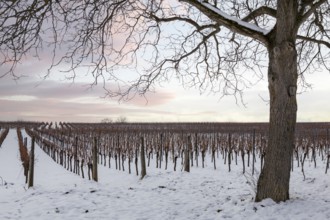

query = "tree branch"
[180,0,269,46]
[297,35,330,48]
[242,6,277,22]
[148,14,217,32]
[297,0,327,26]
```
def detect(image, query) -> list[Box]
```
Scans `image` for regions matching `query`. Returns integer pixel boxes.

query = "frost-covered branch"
[181,0,270,45]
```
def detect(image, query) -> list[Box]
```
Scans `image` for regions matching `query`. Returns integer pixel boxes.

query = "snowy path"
[0,129,25,185]
[0,129,330,219]
[22,131,85,189]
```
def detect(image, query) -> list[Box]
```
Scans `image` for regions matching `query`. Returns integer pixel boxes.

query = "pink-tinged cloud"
[124,90,176,107]
[0,77,176,106]
[0,94,177,122]
[0,70,179,122]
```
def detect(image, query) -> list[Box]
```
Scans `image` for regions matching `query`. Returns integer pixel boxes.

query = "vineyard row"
[20,123,330,182]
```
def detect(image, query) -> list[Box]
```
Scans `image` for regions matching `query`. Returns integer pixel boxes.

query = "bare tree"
[116,116,128,123]
[1,0,329,202]
[101,118,113,123]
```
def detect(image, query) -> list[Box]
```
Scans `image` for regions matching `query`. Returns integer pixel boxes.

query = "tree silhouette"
[1,0,329,202]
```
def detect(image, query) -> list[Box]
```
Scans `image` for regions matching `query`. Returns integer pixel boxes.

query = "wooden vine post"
[28,137,35,188]
[194,133,198,167]
[228,133,232,172]
[184,135,190,172]
[327,128,330,155]
[159,133,163,169]
[140,136,147,179]
[74,136,78,174]
[92,137,98,182]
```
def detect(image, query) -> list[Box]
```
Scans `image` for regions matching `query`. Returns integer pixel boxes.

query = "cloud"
[0,75,178,122]
[0,79,92,99]
[1,62,330,123]
[0,76,176,103]
[123,90,176,107]
[0,98,118,122]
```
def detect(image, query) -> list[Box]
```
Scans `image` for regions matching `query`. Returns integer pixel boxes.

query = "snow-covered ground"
[0,129,329,220]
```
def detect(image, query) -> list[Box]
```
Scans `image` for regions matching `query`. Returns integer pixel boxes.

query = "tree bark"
[255,0,298,203]
[252,130,255,175]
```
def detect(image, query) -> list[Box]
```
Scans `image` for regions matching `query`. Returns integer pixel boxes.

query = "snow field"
[0,129,330,219]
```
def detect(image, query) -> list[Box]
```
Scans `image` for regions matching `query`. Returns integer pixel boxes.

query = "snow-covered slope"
[0,129,329,219]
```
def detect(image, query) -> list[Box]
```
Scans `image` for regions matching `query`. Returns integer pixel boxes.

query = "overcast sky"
[1,1,330,123]
[0,63,330,123]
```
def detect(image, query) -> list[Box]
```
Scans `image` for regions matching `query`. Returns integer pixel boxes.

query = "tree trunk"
[255,0,298,203]
[252,130,255,175]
